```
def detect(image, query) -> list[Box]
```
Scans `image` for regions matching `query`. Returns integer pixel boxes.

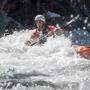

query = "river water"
[0,30,90,90]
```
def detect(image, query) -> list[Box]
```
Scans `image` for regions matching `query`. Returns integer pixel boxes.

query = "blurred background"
[0,0,89,29]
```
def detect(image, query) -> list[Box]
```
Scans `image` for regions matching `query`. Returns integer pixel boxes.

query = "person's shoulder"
[31,29,37,34]
[48,25,58,31]
[30,29,37,36]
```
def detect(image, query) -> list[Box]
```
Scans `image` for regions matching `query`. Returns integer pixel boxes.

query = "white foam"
[0,29,89,90]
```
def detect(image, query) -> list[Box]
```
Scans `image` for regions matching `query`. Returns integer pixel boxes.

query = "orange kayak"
[73,45,90,59]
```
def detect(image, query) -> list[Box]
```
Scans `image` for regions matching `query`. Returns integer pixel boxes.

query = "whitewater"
[0,29,90,90]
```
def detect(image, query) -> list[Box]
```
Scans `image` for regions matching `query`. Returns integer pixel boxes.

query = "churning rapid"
[0,30,90,90]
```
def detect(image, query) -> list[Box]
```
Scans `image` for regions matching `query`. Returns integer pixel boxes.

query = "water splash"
[0,30,90,90]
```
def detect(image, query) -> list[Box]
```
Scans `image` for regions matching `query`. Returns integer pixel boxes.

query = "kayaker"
[26,14,62,45]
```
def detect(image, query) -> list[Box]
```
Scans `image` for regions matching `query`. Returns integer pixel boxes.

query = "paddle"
[25,40,39,46]
[63,14,80,28]
[25,34,47,46]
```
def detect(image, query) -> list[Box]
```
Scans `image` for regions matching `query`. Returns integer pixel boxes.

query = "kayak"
[73,45,90,59]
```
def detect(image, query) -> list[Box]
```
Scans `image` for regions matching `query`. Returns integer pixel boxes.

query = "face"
[35,20,45,29]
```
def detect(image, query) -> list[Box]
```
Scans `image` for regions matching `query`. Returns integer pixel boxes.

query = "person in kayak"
[26,14,61,45]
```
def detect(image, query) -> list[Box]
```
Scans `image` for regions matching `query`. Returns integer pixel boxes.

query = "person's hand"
[47,31,55,37]
[25,41,31,46]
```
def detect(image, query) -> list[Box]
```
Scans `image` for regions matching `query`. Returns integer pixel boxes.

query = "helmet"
[34,15,45,22]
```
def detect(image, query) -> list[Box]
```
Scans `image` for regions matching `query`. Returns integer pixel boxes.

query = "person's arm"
[25,29,39,46]
[47,30,55,38]
[47,25,58,37]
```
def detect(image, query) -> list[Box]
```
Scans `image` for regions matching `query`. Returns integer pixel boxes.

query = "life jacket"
[31,25,57,38]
